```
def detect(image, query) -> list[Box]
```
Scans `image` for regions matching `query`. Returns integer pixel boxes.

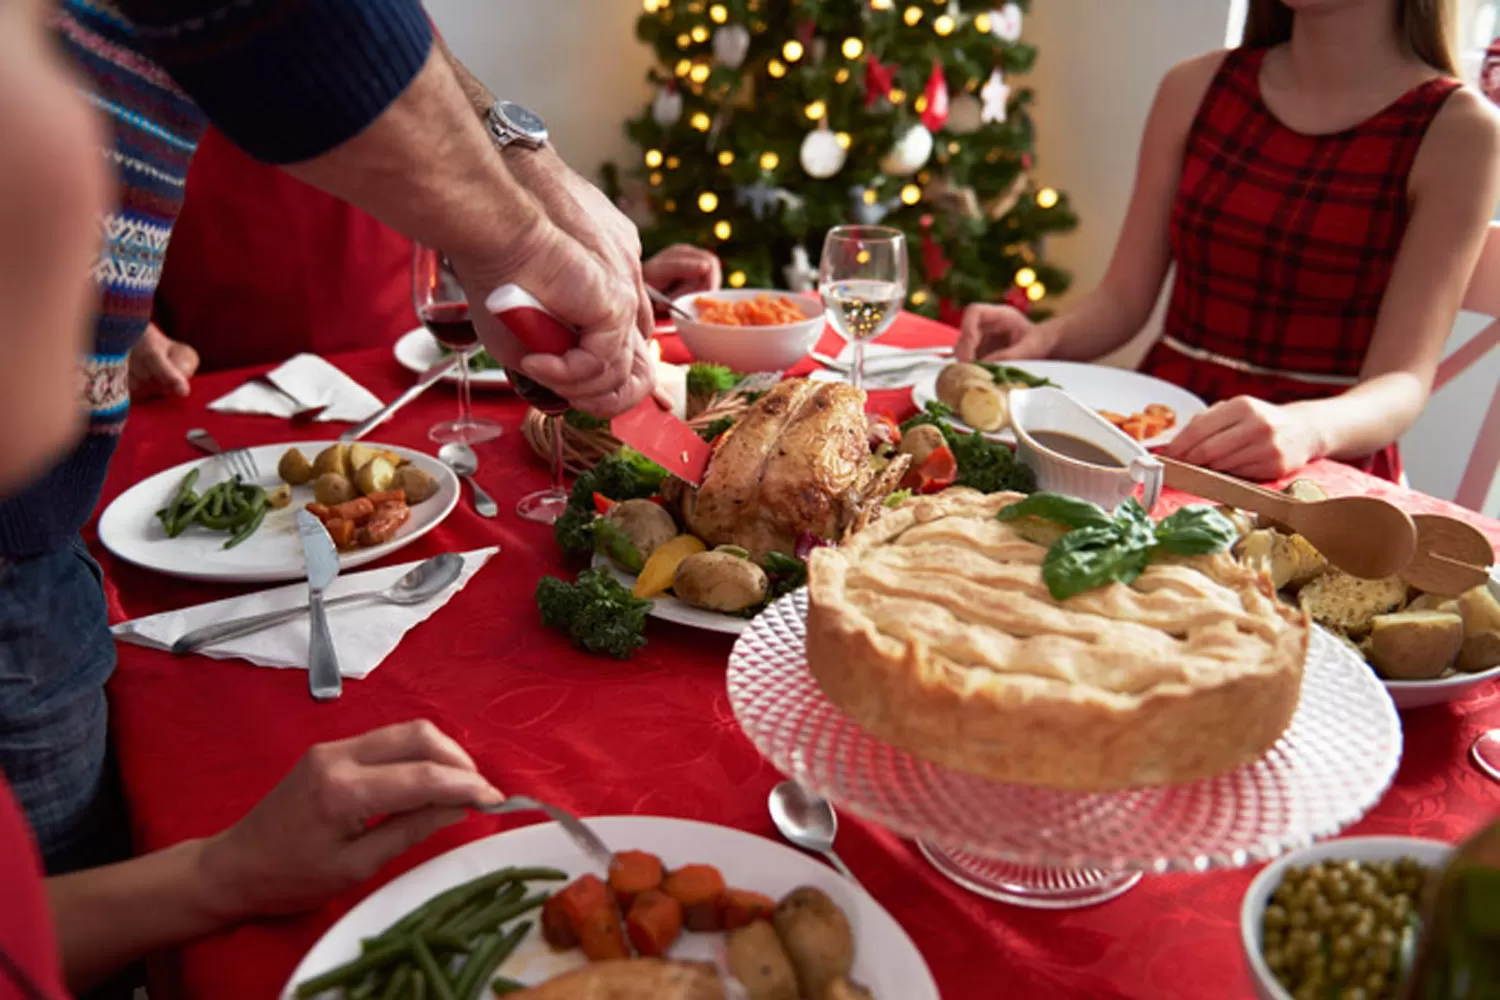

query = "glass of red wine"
[412,245,502,445]
[508,368,571,524]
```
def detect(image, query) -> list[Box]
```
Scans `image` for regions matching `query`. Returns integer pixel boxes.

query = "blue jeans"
[0,537,125,873]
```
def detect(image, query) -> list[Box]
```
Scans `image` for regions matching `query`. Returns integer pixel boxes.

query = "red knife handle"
[484,285,578,356]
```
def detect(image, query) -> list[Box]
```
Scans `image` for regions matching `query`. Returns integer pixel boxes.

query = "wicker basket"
[522,388,758,475]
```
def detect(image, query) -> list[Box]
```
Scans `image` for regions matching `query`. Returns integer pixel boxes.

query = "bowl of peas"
[1240,836,1452,1000]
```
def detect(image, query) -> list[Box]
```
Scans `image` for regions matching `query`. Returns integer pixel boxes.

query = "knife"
[485,285,713,486]
[340,356,462,443]
[295,510,342,702]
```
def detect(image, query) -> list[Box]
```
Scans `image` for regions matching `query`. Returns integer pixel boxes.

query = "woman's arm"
[1289,88,1500,461]
[959,52,1223,362]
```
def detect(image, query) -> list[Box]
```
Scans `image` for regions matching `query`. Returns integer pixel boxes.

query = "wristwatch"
[486,101,549,152]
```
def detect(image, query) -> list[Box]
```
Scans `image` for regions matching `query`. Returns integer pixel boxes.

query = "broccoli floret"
[553,505,597,560]
[553,448,669,560]
[686,362,740,398]
[535,567,651,659]
[899,400,955,437]
[563,409,611,432]
[898,401,1035,494]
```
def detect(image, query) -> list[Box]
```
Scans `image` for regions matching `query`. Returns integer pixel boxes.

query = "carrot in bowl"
[694,294,806,327]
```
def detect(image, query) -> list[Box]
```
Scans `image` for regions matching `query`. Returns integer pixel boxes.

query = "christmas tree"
[609,0,1078,322]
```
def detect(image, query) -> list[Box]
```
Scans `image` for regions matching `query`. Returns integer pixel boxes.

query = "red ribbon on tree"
[863,55,896,109]
[921,62,950,132]
[919,214,951,285]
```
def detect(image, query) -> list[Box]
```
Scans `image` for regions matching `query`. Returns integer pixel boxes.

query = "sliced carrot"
[324,518,357,549]
[718,888,776,930]
[608,850,666,908]
[576,907,631,962]
[541,894,579,950]
[662,864,728,932]
[363,489,407,506]
[625,889,683,957]
[329,497,375,522]
[305,503,332,522]
[555,874,616,932]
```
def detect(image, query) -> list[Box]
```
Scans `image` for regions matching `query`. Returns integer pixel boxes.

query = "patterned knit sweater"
[0,0,431,557]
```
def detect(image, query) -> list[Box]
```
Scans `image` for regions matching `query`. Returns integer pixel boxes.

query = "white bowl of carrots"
[672,289,826,373]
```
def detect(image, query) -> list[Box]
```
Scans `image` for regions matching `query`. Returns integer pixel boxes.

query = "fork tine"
[244,449,261,479]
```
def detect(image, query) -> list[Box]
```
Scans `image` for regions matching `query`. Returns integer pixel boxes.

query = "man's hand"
[644,244,722,298]
[196,720,502,920]
[128,322,199,399]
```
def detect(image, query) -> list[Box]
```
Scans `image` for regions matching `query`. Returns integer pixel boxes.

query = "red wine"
[507,369,569,416]
[421,303,478,350]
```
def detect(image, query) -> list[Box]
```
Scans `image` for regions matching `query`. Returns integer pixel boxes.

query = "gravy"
[1028,431,1125,468]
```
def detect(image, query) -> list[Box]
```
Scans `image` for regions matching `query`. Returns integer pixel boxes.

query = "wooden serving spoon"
[1401,514,1496,596]
[1158,457,1417,580]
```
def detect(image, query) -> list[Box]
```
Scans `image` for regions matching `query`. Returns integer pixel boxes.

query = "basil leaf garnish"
[1155,506,1240,556]
[997,493,1115,531]
[1042,526,1153,601]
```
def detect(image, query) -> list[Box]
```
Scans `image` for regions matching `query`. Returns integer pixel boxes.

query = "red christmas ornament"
[1021,152,1034,170]
[796,18,817,46]
[919,215,951,285]
[921,62,950,132]
[863,56,896,109]
[1004,286,1031,313]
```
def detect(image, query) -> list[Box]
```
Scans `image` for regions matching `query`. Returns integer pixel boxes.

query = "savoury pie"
[806,489,1309,791]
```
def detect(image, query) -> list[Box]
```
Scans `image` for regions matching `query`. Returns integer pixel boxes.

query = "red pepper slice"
[869,413,903,446]
[593,492,616,515]
[905,445,957,494]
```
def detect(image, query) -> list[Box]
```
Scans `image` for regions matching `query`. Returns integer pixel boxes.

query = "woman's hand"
[1161,395,1322,481]
[956,305,1058,362]
[196,720,503,920]
[128,323,199,399]
[643,244,722,297]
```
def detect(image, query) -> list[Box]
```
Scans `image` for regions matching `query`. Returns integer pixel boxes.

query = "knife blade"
[340,356,462,443]
[295,510,342,702]
[485,285,713,486]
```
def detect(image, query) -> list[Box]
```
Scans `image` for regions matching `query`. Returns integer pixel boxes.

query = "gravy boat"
[1010,387,1164,512]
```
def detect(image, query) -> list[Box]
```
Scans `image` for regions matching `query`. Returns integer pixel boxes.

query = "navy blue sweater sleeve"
[112,0,434,165]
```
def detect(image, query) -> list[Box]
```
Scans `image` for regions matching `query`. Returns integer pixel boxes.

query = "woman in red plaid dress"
[958,0,1500,482]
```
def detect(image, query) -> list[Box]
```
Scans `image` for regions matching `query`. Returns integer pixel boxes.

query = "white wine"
[822,279,904,343]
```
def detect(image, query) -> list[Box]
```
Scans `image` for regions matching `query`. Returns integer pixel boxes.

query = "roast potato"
[391,465,440,505]
[899,423,947,466]
[1457,584,1500,638]
[1215,505,1256,543]
[1365,610,1464,680]
[823,980,875,1000]
[1235,529,1324,590]
[935,362,993,408]
[1406,592,1461,615]
[347,443,380,475]
[312,472,357,507]
[1282,478,1330,504]
[266,484,293,510]
[958,382,1008,432]
[277,447,314,486]
[772,887,854,999]
[353,457,396,496]
[672,551,768,612]
[312,444,352,480]
[724,920,799,1000]
[1298,569,1408,637]
[1458,631,1500,673]
[602,500,679,567]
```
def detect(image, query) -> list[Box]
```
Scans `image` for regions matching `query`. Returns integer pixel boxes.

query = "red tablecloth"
[94,314,1500,1000]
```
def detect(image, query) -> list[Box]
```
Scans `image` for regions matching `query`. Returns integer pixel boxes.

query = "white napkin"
[110,548,497,679]
[808,343,948,390]
[208,353,384,423]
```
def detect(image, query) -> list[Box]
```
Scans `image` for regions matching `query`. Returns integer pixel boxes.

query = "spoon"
[768,781,863,889]
[1400,514,1496,596]
[170,553,464,654]
[1474,730,1500,783]
[439,443,498,518]
[1158,456,1417,580]
[646,286,696,323]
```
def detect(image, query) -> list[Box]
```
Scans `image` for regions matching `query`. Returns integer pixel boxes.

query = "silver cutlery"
[185,428,260,480]
[1474,730,1500,783]
[438,443,498,518]
[169,554,464,655]
[341,356,461,443]
[646,286,696,323]
[250,373,327,423]
[472,795,616,871]
[295,510,342,702]
[769,780,863,889]
[810,349,951,378]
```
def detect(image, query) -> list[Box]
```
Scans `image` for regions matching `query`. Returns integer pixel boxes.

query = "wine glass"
[508,369,571,523]
[412,245,502,445]
[817,225,909,391]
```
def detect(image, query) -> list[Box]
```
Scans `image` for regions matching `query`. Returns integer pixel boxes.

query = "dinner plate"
[98,441,459,584]
[593,554,748,636]
[281,815,939,999]
[393,328,510,388]
[910,359,1208,449]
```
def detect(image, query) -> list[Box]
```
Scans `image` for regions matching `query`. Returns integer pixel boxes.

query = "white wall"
[426,0,655,184]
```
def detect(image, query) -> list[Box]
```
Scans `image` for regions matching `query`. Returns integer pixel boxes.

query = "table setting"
[90,228,1500,1000]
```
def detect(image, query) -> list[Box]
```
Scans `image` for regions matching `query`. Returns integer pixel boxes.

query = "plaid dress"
[1140,47,1460,481]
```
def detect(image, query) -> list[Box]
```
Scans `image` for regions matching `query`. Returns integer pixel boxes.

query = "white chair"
[1431,222,1500,513]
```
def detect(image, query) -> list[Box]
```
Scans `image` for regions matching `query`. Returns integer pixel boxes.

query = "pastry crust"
[806,490,1309,791]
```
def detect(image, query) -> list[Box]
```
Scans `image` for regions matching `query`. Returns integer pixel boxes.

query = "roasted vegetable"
[1282,478,1330,504]
[958,382,1009,432]
[353,456,395,496]
[554,449,671,561]
[823,979,876,1000]
[772,887,855,999]
[633,535,707,599]
[1298,569,1408,637]
[902,402,1037,494]
[686,362,740,399]
[672,551,769,613]
[1214,505,1256,542]
[1407,593,1461,615]
[266,484,293,510]
[312,472,357,507]
[390,465,440,505]
[601,499,678,570]
[312,443,352,480]
[1457,584,1500,637]
[726,919,800,1000]
[1458,631,1500,673]
[347,443,380,475]
[624,889,682,958]
[661,864,728,932]
[898,423,947,466]
[1237,529,1327,591]
[277,447,313,485]
[935,362,993,409]
[535,567,651,658]
[607,850,665,909]
[719,889,777,930]
[1366,610,1464,680]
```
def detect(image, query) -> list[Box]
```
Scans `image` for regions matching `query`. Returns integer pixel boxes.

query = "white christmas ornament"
[947,92,982,134]
[783,246,817,292]
[713,24,751,69]
[652,85,683,127]
[981,69,1010,124]
[800,124,848,179]
[991,2,1023,42]
[879,124,933,176]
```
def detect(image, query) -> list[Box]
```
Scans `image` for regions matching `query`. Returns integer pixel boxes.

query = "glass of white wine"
[818,225,908,391]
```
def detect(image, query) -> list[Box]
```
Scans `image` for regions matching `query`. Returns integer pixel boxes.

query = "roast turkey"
[672,378,911,560]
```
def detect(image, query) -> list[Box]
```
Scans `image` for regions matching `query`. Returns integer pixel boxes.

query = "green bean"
[208,488,226,520]
[411,938,456,1000]
[223,502,267,549]
[494,884,525,907]
[490,979,525,997]
[164,468,199,523]
[348,973,381,1000]
[455,922,531,1000]
[449,893,547,941]
[411,971,427,1000]
[377,965,413,1000]
[292,940,410,997]
[169,489,216,537]
[394,870,524,939]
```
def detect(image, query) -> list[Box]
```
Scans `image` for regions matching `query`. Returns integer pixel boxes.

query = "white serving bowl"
[671,288,825,373]
[1240,835,1453,1000]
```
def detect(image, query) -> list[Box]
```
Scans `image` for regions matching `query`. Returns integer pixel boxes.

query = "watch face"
[499,102,547,141]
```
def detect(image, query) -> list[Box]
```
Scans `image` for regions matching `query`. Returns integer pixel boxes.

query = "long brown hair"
[1241,0,1458,75]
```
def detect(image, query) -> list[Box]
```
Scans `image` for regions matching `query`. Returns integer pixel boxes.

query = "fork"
[472,795,616,871]
[185,428,260,480]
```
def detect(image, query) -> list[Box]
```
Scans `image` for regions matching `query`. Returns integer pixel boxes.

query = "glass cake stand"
[726,592,1402,909]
